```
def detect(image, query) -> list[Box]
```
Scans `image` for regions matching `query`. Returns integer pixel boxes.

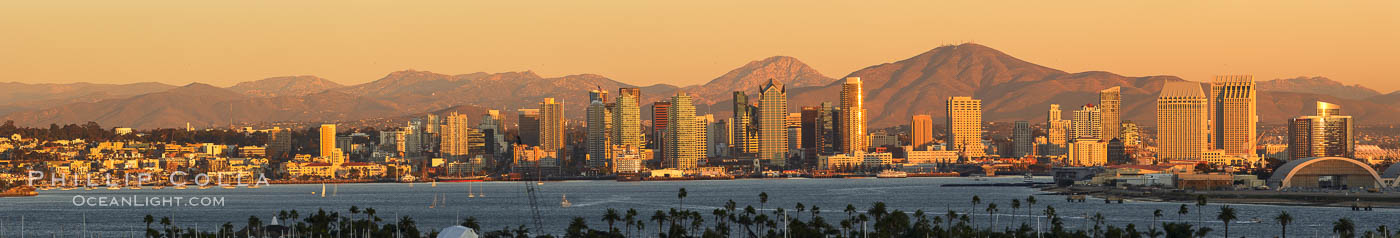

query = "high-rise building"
[319,124,337,159]
[539,98,565,152]
[732,92,757,155]
[911,115,934,150]
[1068,140,1107,166]
[587,97,613,169]
[479,110,506,155]
[652,101,671,161]
[758,80,789,166]
[946,97,985,158]
[1209,75,1258,156]
[1288,101,1354,160]
[1071,104,1102,140]
[1120,121,1141,147]
[267,127,292,159]
[839,77,867,154]
[1157,81,1208,161]
[664,93,702,169]
[1099,87,1122,140]
[517,109,540,146]
[441,112,472,160]
[1013,121,1033,157]
[613,88,643,149]
[1045,104,1070,156]
[708,117,732,158]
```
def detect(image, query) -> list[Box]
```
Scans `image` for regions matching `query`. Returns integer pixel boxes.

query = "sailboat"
[561,194,572,208]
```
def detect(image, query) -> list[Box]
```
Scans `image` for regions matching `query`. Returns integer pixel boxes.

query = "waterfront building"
[1210,75,1258,156]
[1099,87,1122,140]
[1157,81,1208,161]
[946,96,985,158]
[758,80,789,166]
[905,150,960,164]
[1288,101,1354,160]
[911,115,934,150]
[839,77,867,154]
[665,93,702,169]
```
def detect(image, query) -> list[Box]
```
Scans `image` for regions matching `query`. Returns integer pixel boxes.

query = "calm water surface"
[1,177,1396,237]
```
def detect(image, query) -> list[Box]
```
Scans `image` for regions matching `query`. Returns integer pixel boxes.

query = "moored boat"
[876,170,908,178]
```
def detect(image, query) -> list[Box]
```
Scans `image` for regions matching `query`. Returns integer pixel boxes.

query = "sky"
[2,1,1398,92]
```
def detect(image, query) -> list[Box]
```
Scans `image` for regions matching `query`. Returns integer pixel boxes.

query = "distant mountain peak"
[229,75,343,98]
[1258,76,1380,100]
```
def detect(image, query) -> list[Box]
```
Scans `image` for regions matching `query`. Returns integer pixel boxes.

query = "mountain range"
[3,43,1397,129]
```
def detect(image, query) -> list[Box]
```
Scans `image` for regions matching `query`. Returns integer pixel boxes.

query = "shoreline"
[1042,186,1400,209]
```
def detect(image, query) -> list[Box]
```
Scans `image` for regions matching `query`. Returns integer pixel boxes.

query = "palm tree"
[652,210,667,236]
[1153,209,1163,233]
[971,195,981,229]
[625,208,638,237]
[1194,195,1206,225]
[1011,199,1021,226]
[1026,196,1037,226]
[1177,204,1189,221]
[986,202,999,230]
[678,188,688,210]
[1091,212,1105,237]
[1217,205,1236,238]
[1334,218,1355,238]
[1274,211,1292,238]
[759,192,769,212]
[795,202,806,221]
[603,208,621,233]
[869,202,888,221]
[143,215,154,233]
[635,220,646,238]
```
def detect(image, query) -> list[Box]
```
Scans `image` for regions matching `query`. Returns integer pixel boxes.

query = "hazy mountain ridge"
[1257,76,1381,100]
[4,44,1397,129]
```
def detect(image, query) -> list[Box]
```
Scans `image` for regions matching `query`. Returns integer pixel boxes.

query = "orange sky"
[2,1,1397,91]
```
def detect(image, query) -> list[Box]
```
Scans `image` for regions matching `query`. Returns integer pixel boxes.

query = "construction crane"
[524,181,544,233]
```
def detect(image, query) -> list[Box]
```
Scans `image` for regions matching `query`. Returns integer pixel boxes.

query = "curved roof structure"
[1267,157,1384,188]
[1383,164,1400,179]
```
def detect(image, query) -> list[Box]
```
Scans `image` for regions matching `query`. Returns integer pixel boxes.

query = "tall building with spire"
[665,93,702,169]
[1209,75,1257,156]
[441,112,471,160]
[911,114,933,150]
[1099,87,1122,140]
[758,80,789,166]
[539,98,565,152]
[839,77,866,154]
[946,96,985,158]
[1157,81,1208,161]
[613,88,642,149]
[587,95,612,169]
[1288,101,1354,160]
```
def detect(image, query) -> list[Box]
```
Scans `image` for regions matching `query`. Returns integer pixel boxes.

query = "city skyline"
[1,1,1397,92]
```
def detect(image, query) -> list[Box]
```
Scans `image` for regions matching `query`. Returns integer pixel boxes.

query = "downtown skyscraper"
[665,93,702,169]
[539,98,565,152]
[1209,75,1257,156]
[612,88,642,149]
[441,112,472,160]
[1071,104,1102,140]
[586,91,612,169]
[758,80,789,166]
[1099,87,1122,140]
[732,91,757,156]
[946,96,985,158]
[1045,104,1070,156]
[1288,101,1354,160]
[1157,81,1208,161]
[839,77,866,154]
[517,109,540,146]
[1013,121,1033,157]
[910,114,933,150]
[319,123,337,159]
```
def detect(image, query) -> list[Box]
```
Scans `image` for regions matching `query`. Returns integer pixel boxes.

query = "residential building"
[539,98,565,152]
[1072,104,1102,140]
[911,115,934,150]
[1013,121,1033,157]
[839,77,867,154]
[665,93,703,169]
[1099,87,1122,140]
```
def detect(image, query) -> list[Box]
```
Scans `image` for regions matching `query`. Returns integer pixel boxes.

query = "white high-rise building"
[946,96,985,158]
